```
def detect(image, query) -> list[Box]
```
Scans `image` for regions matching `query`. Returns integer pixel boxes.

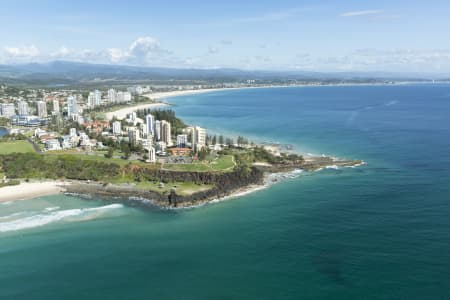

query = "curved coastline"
[1,86,365,207]
[0,181,68,203]
[60,158,364,209]
[104,82,405,121]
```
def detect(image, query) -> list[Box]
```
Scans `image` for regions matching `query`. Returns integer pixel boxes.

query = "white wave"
[0,204,123,233]
[1,201,13,206]
[128,196,156,205]
[0,212,28,221]
[325,165,340,170]
[173,169,306,210]
[349,161,367,168]
[44,206,60,212]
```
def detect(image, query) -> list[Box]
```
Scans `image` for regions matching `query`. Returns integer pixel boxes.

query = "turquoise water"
[1,85,450,299]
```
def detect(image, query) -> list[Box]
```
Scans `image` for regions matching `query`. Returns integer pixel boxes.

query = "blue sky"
[1,0,450,72]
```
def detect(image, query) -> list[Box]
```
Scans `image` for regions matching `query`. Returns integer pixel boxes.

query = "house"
[168,147,191,156]
[45,139,62,151]
[83,121,110,134]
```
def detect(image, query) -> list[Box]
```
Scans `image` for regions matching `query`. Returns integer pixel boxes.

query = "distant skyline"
[1,0,450,72]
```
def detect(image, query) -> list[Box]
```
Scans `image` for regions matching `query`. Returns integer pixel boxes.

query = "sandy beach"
[105,83,398,121]
[105,102,169,120]
[105,88,229,120]
[145,88,227,100]
[0,181,67,203]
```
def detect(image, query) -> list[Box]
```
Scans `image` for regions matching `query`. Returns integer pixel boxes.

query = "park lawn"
[210,155,235,171]
[135,181,214,196]
[163,162,212,172]
[109,175,213,196]
[163,155,235,172]
[0,140,35,154]
[44,152,157,167]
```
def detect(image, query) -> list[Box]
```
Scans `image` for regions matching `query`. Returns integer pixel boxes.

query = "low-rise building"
[168,147,191,156]
[83,121,110,134]
[69,128,77,137]
[45,139,62,151]
[61,135,77,149]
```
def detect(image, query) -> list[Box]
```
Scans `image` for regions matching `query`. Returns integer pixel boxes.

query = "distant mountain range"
[0,61,446,86]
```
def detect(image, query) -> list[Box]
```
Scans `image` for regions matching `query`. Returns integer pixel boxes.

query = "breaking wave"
[0,204,124,233]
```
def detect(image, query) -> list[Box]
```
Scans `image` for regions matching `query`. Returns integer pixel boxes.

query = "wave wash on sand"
[0,203,124,233]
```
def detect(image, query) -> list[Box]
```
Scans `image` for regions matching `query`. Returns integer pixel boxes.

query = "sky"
[1,0,450,73]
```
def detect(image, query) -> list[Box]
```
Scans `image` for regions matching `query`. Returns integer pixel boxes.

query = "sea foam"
[0,204,123,233]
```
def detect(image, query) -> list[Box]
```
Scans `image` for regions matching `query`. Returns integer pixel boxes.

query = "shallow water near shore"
[1,84,450,299]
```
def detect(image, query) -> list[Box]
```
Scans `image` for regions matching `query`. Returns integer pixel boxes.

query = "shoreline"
[0,181,69,203]
[104,87,239,120]
[0,159,365,207]
[105,102,169,120]
[105,87,237,120]
[61,158,364,210]
[1,85,366,207]
[104,81,406,121]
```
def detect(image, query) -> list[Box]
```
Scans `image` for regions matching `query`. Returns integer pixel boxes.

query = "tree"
[121,143,131,159]
[198,147,210,161]
[104,148,114,158]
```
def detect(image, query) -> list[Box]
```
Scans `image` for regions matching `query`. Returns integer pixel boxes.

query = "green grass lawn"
[211,155,235,171]
[109,173,213,196]
[0,140,35,154]
[163,155,235,172]
[45,152,156,167]
[135,181,213,196]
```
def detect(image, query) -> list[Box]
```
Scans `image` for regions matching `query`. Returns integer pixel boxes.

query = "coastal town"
[0,84,361,207]
[0,84,212,163]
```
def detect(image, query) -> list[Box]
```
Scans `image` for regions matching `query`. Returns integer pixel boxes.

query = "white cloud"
[297,49,450,72]
[339,10,383,17]
[52,46,72,57]
[3,38,450,72]
[104,48,129,63]
[3,45,40,61]
[128,36,170,60]
[0,36,173,65]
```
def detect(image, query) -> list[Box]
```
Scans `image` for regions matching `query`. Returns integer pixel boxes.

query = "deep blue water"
[1,85,450,299]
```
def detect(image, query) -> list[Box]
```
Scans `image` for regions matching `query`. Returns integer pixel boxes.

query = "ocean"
[1,85,450,299]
